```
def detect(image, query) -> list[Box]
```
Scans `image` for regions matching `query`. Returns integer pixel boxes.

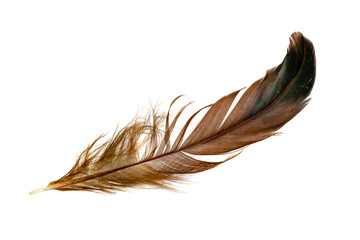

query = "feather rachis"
[31,32,316,194]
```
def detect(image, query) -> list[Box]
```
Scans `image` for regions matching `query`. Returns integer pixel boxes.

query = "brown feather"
[30,32,315,194]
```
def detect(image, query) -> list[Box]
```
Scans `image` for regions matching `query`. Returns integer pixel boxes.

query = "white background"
[1,1,359,239]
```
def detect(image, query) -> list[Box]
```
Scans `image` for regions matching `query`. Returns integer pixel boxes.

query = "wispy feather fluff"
[30,32,316,194]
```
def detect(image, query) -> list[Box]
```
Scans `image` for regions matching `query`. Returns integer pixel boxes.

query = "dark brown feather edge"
[42,32,315,193]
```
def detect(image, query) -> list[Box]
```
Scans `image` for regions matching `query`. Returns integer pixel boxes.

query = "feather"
[29,32,316,194]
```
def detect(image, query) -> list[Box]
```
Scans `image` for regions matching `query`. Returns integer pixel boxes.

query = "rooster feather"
[30,32,315,194]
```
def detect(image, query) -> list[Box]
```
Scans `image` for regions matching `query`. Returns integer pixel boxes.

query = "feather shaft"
[29,187,48,195]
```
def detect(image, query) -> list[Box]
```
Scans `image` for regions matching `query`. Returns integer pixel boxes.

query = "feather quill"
[30,32,315,194]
